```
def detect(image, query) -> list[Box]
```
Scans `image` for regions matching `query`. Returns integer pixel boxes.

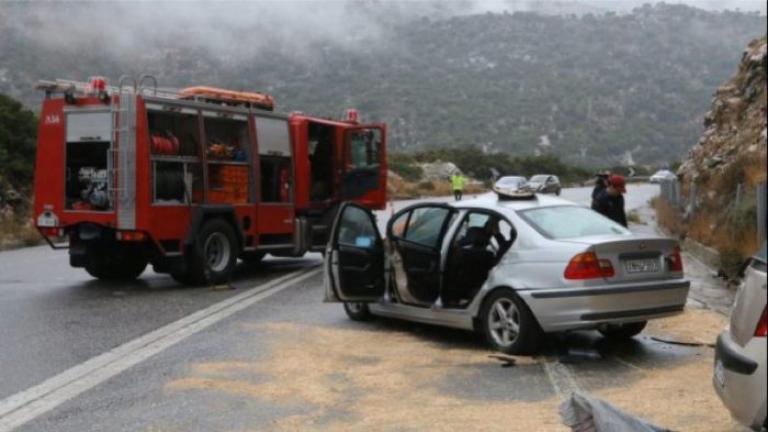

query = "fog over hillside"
[1,1,765,166]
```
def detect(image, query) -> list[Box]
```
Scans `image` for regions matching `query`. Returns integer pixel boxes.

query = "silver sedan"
[324,193,690,354]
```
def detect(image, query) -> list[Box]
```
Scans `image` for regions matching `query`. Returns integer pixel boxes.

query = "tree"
[0,94,38,193]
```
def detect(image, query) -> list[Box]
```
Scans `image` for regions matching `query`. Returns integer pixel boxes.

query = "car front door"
[324,202,385,302]
[388,204,455,304]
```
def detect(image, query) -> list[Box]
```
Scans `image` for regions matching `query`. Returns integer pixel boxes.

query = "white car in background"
[714,242,767,431]
[649,169,676,183]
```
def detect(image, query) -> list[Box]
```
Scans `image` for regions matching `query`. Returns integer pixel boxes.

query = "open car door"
[324,202,385,302]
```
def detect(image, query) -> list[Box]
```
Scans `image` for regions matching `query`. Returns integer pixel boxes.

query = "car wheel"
[480,288,542,354]
[343,302,372,321]
[599,321,647,339]
[185,219,239,286]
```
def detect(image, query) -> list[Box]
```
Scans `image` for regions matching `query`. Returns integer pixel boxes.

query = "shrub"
[718,246,747,280]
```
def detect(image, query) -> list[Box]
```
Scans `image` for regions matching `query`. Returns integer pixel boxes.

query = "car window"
[337,205,378,248]
[403,207,451,248]
[390,211,409,238]
[519,205,631,239]
[453,211,515,252]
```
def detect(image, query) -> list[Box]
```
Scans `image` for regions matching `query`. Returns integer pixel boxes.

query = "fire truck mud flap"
[69,223,110,267]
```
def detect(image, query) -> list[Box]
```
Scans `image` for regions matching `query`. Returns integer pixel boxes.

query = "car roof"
[447,192,576,212]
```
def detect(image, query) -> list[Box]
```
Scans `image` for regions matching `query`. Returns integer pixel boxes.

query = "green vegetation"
[389,147,592,184]
[0,93,37,199]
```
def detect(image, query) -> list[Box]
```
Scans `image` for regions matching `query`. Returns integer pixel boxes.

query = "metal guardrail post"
[758,182,766,245]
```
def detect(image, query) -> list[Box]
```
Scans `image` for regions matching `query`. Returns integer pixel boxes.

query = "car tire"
[185,219,239,286]
[343,302,372,321]
[555,189,561,196]
[599,321,647,340]
[479,288,542,354]
[84,247,147,281]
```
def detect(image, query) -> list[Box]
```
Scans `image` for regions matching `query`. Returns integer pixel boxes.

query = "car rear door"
[388,204,455,303]
[324,202,385,302]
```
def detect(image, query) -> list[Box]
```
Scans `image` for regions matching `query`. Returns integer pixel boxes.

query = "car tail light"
[755,307,768,337]
[116,230,147,241]
[668,245,684,273]
[564,252,614,279]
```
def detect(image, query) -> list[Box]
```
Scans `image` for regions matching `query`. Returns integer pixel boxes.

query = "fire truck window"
[261,157,291,203]
[348,128,381,169]
[255,117,290,156]
[204,116,251,161]
[147,111,200,157]
[308,123,334,201]
[65,111,112,211]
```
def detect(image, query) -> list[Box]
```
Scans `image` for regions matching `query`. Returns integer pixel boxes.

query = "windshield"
[495,177,526,187]
[518,205,631,239]
[529,175,548,183]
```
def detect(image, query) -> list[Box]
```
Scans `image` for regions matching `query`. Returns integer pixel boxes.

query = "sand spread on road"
[166,308,740,431]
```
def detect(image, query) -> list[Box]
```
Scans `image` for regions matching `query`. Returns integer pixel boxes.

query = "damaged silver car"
[324,194,690,354]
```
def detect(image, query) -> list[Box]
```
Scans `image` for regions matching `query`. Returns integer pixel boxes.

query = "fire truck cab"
[33,76,387,285]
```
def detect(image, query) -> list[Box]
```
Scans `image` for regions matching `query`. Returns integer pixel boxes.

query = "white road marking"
[0,266,320,432]
[543,360,582,397]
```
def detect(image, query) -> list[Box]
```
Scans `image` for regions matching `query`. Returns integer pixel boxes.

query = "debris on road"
[650,336,715,348]
[559,392,670,432]
[488,353,518,367]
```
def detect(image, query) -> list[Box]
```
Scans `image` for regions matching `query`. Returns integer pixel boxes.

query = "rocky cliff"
[677,37,767,262]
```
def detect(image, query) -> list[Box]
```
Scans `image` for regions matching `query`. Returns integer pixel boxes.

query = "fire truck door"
[255,116,295,239]
[342,127,384,200]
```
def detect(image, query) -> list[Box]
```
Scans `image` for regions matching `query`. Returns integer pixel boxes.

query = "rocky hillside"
[1,3,765,166]
[676,37,767,265]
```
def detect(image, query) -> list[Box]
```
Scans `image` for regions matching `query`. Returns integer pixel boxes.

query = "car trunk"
[564,235,681,283]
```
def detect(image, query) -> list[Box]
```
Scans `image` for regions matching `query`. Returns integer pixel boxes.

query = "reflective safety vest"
[451,175,466,191]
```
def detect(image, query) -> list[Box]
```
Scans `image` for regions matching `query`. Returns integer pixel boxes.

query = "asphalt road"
[0,184,746,431]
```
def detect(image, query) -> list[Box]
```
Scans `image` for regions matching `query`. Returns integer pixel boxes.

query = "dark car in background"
[528,174,561,195]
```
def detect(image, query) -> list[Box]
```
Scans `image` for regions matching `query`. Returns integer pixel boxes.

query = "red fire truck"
[33,75,387,285]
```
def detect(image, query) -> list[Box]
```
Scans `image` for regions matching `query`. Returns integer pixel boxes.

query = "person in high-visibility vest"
[450,173,466,201]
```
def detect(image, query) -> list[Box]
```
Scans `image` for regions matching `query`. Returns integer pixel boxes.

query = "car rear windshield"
[518,205,631,239]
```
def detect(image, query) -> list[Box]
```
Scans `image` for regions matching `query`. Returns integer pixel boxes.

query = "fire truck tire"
[241,251,265,265]
[187,219,239,285]
[85,251,148,281]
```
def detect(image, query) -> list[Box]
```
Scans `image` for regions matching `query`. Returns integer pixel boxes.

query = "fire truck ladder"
[110,75,138,230]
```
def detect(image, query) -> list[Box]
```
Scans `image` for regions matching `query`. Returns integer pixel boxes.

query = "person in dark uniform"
[594,174,628,227]
[591,171,610,210]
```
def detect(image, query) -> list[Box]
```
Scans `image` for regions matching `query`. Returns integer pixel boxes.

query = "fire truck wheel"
[241,251,266,265]
[188,219,239,285]
[85,250,148,281]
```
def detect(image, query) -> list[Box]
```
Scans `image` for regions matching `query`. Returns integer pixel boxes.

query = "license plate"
[624,258,659,273]
[714,359,725,388]
[36,212,59,228]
